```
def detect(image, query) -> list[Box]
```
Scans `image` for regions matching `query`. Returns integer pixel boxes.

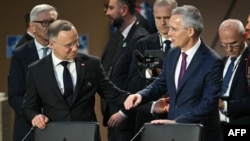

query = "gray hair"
[30,4,58,21]
[219,19,245,34]
[48,19,75,40]
[172,5,203,36]
[154,0,178,9]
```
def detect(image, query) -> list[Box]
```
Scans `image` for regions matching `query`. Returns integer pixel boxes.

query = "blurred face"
[31,10,57,46]
[106,0,124,28]
[168,14,191,50]
[154,5,172,37]
[50,28,79,60]
[245,14,250,41]
[219,27,246,58]
[103,0,109,13]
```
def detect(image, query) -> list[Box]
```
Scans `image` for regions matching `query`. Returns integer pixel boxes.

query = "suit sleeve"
[97,58,129,106]
[8,50,26,116]
[23,66,42,122]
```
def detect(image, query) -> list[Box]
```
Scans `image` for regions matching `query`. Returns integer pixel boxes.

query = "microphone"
[134,50,145,63]
[130,126,145,141]
[21,126,35,141]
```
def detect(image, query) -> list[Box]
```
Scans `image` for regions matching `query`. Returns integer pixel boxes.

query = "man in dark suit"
[125,5,223,141]
[102,0,150,141]
[218,19,250,139]
[8,4,58,141]
[23,19,130,132]
[128,0,178,133]
[15,12,35,48]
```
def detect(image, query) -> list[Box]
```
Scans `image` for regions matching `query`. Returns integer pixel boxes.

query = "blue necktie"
[42,47,49,58]
[60,61,73,104]
[178,52,187,88]
[221,57,236,96]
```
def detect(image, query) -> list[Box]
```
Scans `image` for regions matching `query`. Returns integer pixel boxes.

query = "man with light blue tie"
[124,5,223,141]
[8,4,58,141]
[218,19,250,140]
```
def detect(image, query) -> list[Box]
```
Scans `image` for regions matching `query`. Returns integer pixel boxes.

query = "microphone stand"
[21,126,35,141]
[130,126,145,141]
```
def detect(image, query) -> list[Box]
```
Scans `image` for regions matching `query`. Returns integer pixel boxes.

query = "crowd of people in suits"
[7,0,250,141]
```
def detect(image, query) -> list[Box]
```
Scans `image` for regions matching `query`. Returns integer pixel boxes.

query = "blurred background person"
[218,19,250,140]
[15,12,35,48]
[135,0,157,33]
[245,14,250,43]
[101,0,150,141]
[8,4,58,141]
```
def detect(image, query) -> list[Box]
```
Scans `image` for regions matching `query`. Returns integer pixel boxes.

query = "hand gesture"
[108,112,126,128]
[153,97,170,113]
[124,94,142,110]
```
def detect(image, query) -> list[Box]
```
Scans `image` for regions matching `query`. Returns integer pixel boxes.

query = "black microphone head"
[134,50,145,63]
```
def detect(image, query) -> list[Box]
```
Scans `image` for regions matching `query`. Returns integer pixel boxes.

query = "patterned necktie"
[178,52,187,87]
[221,57,236,96]
[60,61,73,102]
[42,47,49,58]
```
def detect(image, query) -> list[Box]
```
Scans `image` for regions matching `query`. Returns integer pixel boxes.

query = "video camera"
[134,50,165,78]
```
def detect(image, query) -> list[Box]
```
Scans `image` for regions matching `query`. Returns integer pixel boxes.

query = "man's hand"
[151,119,176,124]
[108,112,126,128]
[154,97,170,113]
[218,98,225,110]
[31,114,49,129]
[124,94,142,110]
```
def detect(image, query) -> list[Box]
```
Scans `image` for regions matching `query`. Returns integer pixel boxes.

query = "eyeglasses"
[52,40,79,49]
[32,20,55,27]
[220,39,241,49]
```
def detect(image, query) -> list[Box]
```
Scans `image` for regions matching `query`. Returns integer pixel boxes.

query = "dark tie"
[164,40,171,53]
[42,47,49,58]
[221,57,236,96]
[178,52,187,87]
[118,34,124,48]
[60,61,73,103]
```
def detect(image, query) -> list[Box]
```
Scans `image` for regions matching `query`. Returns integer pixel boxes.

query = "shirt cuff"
[223,101,228,112]
[119,110,127,118]
[150,101,156,114]
[145,68,152,79]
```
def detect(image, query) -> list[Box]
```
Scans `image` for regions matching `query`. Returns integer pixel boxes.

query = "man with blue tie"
[8,4,58,141]
[218,19,250,140]
[124,5,223,141]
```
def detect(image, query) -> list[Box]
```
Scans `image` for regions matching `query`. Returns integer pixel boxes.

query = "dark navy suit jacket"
[138,40,224,141]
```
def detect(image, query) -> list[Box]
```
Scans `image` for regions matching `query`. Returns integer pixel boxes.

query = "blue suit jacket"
[8,40,38,141]
[138,40,224,141]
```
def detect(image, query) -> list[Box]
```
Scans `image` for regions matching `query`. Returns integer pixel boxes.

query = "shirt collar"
[121,21,136,39]
[52,52,74,67]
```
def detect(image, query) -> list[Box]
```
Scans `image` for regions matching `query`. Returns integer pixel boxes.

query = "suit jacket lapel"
[112,22,138,66]
[27,41,39,62]
[230,47,249,89]
[177,44,204,93]
[45,55,65,101]
[168,48,181,95]
[74,54,86,103]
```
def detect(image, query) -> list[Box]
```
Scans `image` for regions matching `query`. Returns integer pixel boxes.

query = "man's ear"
[121,4,128,16]
[187,27,195,37]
